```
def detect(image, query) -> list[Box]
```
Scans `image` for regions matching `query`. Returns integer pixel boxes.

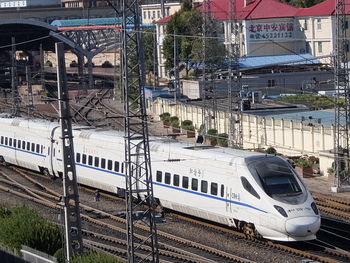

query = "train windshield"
[247,156,306,203]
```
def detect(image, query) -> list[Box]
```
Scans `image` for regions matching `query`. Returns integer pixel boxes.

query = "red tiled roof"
[157,0,349,24]
[156,15,173,24]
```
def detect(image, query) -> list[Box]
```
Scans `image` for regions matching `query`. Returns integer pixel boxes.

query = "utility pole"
[11,37,19,117]
[40,44,45,90]
[26,66,34,116]
[116,0,160,261]
[160,0,165,18]
[333,0,350,192]
[173,30,179,103]
[228,0,242,148]
[56,42,83,262]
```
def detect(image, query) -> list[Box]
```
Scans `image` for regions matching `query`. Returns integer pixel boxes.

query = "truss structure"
[119,0,159,261]
[334,0,350,190]
[228,0,243,148]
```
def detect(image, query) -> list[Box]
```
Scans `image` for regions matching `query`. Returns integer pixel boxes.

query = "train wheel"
[242,223,257,239]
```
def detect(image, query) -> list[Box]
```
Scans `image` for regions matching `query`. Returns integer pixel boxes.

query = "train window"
[82,154,87,164]
[0,136,3,144]
[211,182,218,195]
[27,142,30,150]
[88,155,93,165]
[108,160,113,170]
[191,178,198,191]
[53,148,55,157]
[41,145,44,154]
[9,138,12,147]
[31,143,35,152]
[14,139,16,147]
[94,157,99,167]
[173,174,180,186]
[4,137,7,145]
[121,163,124,173]
[241,177,260,199]
[114,161,119,172]
[36,144,40,153]
[221,184,224,197]
[76,153,81,163]
[22,141,25,150]
[201,180,208,193]
[156,171,162,182]
[48,147,50,155]
[101,158,106,169]
[182,176,189,189]
[165,172,171,184]
[17,140,21,148]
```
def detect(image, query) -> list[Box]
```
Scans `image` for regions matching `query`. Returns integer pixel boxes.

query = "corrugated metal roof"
[239,54,321,69]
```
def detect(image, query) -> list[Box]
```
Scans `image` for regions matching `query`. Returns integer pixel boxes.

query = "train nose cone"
[285,216,320,237]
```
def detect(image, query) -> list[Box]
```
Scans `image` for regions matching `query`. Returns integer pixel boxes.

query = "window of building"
[101,158,106,169]
[121,163,124,173]
[211,182,218,195]
[4,137,8,145]
[156,171,162,182]
[76,153,81,163]
[108,160,113,170]
[173,174,180,186]
[165,172,171,184]
[201,180,208,193]
[317,18,321,30]
[221,184,225,197]
[114,161,119,172]
[94,157,99,167]
[305,42,310,53]
[268,79,275,87]
[82,154,87,164]
[157,10,160,18]
[191,178,198,191]
[144,11,146,19]
[318,42,322,53]
[152,11,156,19]
[182,176,189,189]
[148,11,151,19]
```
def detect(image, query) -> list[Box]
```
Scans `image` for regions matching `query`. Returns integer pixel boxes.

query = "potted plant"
[295,158,313,178]
[181,120,195,138]
[217,133,228,147]
[170,116,180,133]
[327,167,334,184]
[265,146,277,155]
[159,112,171,128]
[206,129,218,146]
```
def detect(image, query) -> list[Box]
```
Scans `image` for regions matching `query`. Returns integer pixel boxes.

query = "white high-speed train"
[0,115,320,241]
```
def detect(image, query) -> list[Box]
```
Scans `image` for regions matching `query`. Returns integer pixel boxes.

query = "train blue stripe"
[0,144,46,158]
[58,159,266,213]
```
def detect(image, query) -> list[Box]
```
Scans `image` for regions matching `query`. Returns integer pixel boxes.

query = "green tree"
[163,0,225,77]
[279,0,324,7]
[143,29,156,74]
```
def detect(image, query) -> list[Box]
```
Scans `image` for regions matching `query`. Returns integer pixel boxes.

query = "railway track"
[313,192,350,221]
[0,166,255,263]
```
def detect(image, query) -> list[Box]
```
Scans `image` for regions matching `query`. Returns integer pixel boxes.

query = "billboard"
[246,21,295,42]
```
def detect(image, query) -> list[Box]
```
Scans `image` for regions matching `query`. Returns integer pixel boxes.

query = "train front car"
[245,155,320,241]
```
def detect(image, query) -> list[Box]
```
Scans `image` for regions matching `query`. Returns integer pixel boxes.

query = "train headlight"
[311,202,319,215]
[274,205,288,217]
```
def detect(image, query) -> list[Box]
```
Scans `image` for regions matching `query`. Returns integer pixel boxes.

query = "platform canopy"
[0,19,80,52]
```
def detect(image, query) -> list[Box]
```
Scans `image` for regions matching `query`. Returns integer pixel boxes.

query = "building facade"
[156,0,345,78]
[0,0,60,8]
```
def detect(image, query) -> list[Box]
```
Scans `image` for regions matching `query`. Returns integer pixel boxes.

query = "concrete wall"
[151,97,341,175]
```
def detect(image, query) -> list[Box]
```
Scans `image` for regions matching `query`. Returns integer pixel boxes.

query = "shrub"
[70,60,78,67]
[159,112,170,121]
[217,133,228,147]
[206,129,218,144]
[45,60,53,67]
[265,147,277,155]
[170,116,179,127]
[327,167,334,174]
[84,62,95,67]
[102,61,113,68]
[0,205,62,255]
[181,120,193,129]
[72,252,121,263]
[295,158,313,168]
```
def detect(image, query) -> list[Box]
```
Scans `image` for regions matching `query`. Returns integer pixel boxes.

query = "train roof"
[0,116,265,165]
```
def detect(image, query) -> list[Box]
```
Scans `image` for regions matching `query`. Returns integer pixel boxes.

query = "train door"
[49,126,61,177]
